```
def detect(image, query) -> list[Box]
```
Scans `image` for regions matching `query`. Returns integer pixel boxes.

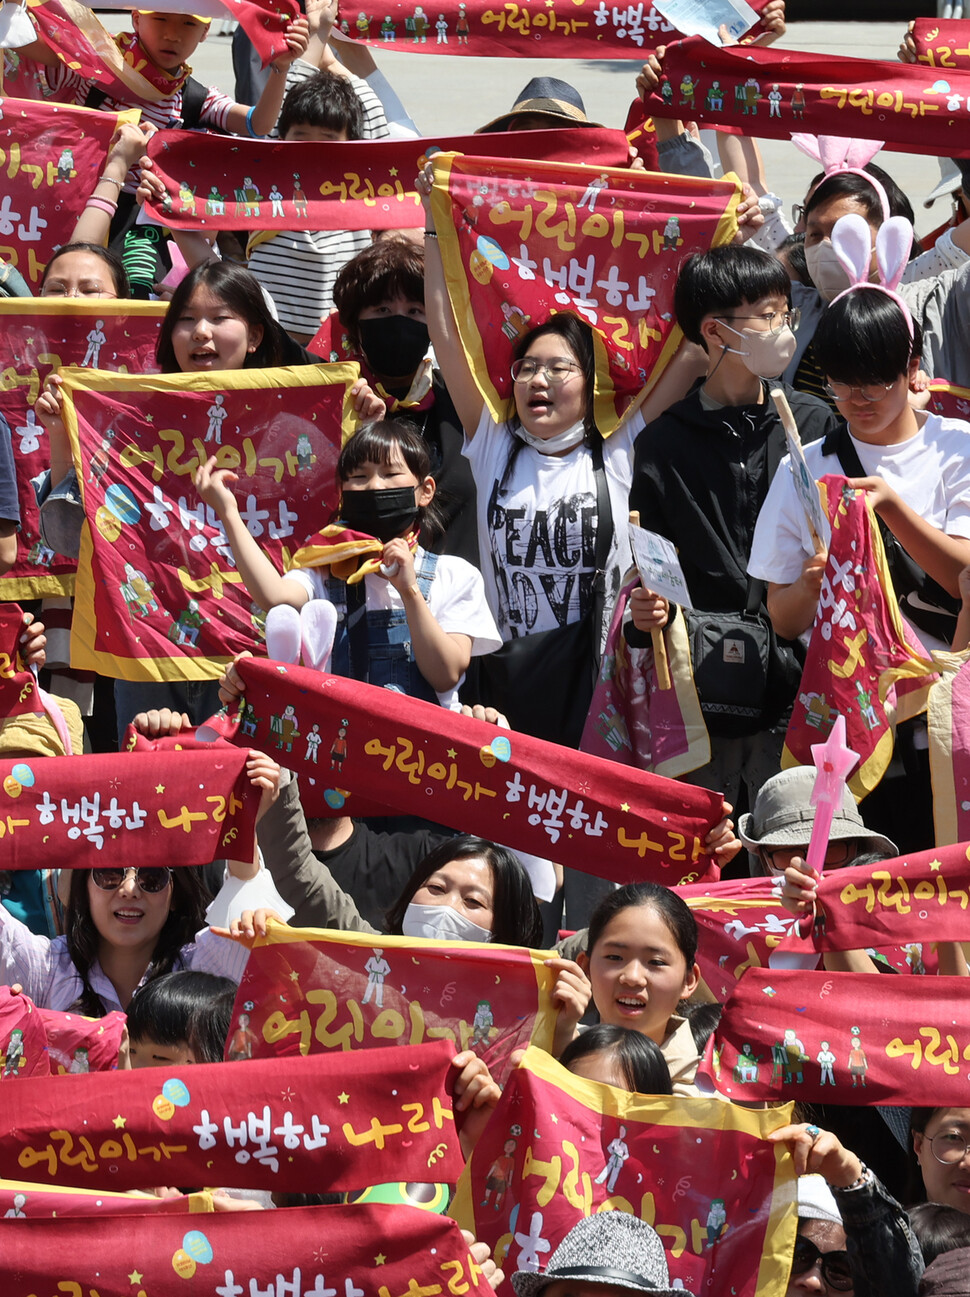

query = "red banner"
[0,97,141,290]
[145,127,635,233]
[451,1047,794,1297]
[22,0,173,100]
[705,967,970,1104]
[430,153,740,433]
[229,923,557,1084]
[913,17,970,72]
[0,1177,209,1217]
[2,1040,463,1191]
[640,37,970,157]
[39,1005,127,1075]
[783,479,935,799]
[0,750,258,869]
[0,1200,488,1295]
[0,988,51,1080]
[0,607,41,721]
[926,380,970,422]
[0,299,165,600]
[215,655,724,883]
[59,364,357,682]
[216,0,300,67]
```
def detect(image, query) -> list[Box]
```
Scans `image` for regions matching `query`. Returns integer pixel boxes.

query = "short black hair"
[814,289,922,387]
[278,70,364,141]
[673,245,791,348]
[559,1024,673,1095]
[804,163,918,236]
[777,232,809,286]
[126,970,237,1063]
[336,418,445,537]
[908,1202,970,1266]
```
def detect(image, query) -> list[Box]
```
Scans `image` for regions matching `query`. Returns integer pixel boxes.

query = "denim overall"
[326,552,440,705]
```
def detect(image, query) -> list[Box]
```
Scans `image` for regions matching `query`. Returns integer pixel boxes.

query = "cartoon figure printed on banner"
[240,698,259,737]
[705,1198,727,1248]
[791,83,806,118]
[271,703,300,753]
[411,5,429,40]
[595,1124,630,1193]
[799,690,837,731]
[470,998,494,1049]
[854,679,879,730]
[817,1041,836,1085]
[305,722,322,763]
[663,215,681,251]
[178,181,197,216]
[2,1027,25,1077]
[768,84,783,117]
[679,74,697,108]
[56,146,74,181]
[81,318,106,368]
[380,15,396,38]
[228,1010,257,1060]
[500,301,531,342]
[16,411,42,455]
[741,77,761,114]
[121,563,159,620]
[292,173,309,218]
[356,11,371,34]
[660,77,673,107]
[362,947,392,1007]
[706,80,724,111]
[240,178,262,218]
[578,173,610,215]
[269,184,285,218]
[69,1046,90,1074]
[782,1027,808,1083]
[89,428,116,484]
[456,3,469,42]
[168,599,203,647]
[436,12,448,42]
[205,186,226,216]
[331,718,349,769]
[27,539,56,567]
[4,1192,26,1217]
[206,392,229,444]
[296,432,314,469]
[848,1027,868,1088]
[904,943,926,975]
[481,1125,520,1210]
[734,1042,761,1083]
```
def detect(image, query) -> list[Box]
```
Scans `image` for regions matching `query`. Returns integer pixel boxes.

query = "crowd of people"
[2,0,970,1293]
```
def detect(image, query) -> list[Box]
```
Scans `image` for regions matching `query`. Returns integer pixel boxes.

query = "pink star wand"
[798,715,859,937]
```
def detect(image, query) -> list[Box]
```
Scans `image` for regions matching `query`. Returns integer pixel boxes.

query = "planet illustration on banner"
[324,788,346,809]
[162,1077,191,1108]
[476,234,509,270]
[94,505,122,542]
[182,1230,213,1264]
[469,248,493,285]
[10,763,35,788]
[105,483,141,526]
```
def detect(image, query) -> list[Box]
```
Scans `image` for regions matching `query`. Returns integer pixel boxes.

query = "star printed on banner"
[144,413,154,423]
[551,1114,558,1124]
[375,1254,387,1266]
[155,784,165,794]
[128,1271,143,1285]
[389,166,398,177]
[289,970,301,982]
[930,859,942,871]
[113,1114,127,1129]
[620,802,630,813]
[446,748,457,759]
[338,1091,350,1104]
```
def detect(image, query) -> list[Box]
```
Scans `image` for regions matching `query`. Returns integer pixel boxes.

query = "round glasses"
[716,308,800,335]
[510,358,582,384]
[764,839,858,872]
[91,866,173,894]
[823,381,895,403]
[792,1237,853,1292]
[929,1130,970,1165]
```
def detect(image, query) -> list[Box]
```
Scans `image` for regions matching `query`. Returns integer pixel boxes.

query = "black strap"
[589,434,612,649]
[344,581,369,684]
[84,75,208,129]
[745,575,765,617]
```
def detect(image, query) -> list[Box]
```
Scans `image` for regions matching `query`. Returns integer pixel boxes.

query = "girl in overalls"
[195,419,500,707]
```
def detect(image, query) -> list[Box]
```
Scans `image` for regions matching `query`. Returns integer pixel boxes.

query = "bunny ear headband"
[791,133,890,223]
[828,212,915,338]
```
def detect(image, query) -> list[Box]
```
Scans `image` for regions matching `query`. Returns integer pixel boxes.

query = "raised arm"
[70,123,154,247]
[224,17,310,137]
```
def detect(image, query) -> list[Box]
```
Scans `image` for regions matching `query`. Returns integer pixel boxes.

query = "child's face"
[582,903,698,1045]
[342,450,433,508]
[132,11,210,72]
[129,1036,196,1068]
[171,285,263,373]
[284,124,350,143]
[564,1047,630,1091]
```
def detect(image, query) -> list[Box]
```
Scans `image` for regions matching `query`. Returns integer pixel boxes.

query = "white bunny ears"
[829,212,915,338]
[264,601,338,671]
[791,133,890,223]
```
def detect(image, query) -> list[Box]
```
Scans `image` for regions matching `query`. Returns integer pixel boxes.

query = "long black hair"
[586,881,698,967]
[66,868,211,1017]
[155,260,288,372]
[384,835,543,947]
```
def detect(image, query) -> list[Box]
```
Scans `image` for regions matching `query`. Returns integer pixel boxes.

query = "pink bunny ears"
[829,212,914,338]
[791,133,890,223]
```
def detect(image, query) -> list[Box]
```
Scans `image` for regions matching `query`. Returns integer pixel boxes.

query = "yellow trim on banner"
[0,1178,214,1211]
[927,649,970,846]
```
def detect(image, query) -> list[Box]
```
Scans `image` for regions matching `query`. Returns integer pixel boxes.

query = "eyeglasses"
[929,1130,970,1165]
[823,381,896,403]
[510,358,582,384]
[91,866,173,894]
[791,1237,853,1292]
[41,285,116,299]
[716,308,800,335]
[764,839,858,870]
[792,203,806,226]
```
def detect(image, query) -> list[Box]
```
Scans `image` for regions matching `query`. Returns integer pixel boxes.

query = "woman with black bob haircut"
[126,969,237,1067]
[559,1023,673,1095]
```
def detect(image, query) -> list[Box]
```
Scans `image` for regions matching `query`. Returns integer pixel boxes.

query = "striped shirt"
[273,62,389,140]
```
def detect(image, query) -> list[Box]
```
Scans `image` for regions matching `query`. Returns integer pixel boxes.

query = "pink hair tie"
[828,212,915,339]
[791,133,890,223]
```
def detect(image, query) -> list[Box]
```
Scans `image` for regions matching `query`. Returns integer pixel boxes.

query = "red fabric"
[4,1041,463,1191]
[0,988,51,1080]
[0,749,258,870]
[144,127,636,232]
[217,0,299,67]
[0,1178,204,1217]
[927,381,970,420]
[229,926,558,1084]
[913,17,970,71]
[641,36,970,156]
[704,967,970,1104]
[213,656,724,883]
[0,1201,488,1293]
[0,301,164,601]
[0,606,40,721]
[38,1006,127,1075]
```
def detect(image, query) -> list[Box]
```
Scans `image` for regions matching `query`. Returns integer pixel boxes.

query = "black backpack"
[84,76,209,129]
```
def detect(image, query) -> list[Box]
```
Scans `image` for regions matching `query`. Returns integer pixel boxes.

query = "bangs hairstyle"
[559,1023,673,1095]
[333,238,426,352]
[384,835,544,947]
[40,241,130,299]
[814,290,922,388]
[337,418,445,537]
[278,69,365,142]
[156,260,286,373]
[66,867,211,1018]
[126,970,236,1063]
[506,313,598,440]
[586,881,698,968]
[804,165,922,257]
[673,244,791,347]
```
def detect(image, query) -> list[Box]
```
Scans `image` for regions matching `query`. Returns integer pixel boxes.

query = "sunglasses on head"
[792,1237,853,1291]
[91,866,172,894]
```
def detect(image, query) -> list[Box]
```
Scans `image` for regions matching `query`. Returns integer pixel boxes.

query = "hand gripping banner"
[0,299,165,600]
[58,363,358,682]
[450,1046,795,1297]
[703,967,970,1105]
[144,127,635,233]
[0,1177,211,1219]
[0,749,259,869]
[226,921,558,1084]
[429,153,741,433]
[639,36,970,156]
[0,1200,490,1296]
[215,655,726,883]
[2,1040,464,1191]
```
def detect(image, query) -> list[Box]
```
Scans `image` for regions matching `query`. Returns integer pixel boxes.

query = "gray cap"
[797,1174,842,1226]
[738,766,897,859]
[511,1212,695,1297]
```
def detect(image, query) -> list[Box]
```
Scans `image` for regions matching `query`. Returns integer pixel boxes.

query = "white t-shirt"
[748,413,970,651]
[286,549,501,709]
[462,410,638,642]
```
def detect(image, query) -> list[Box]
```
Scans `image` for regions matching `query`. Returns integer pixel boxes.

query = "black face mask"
[338,486,419,543]
[358,315,430,380]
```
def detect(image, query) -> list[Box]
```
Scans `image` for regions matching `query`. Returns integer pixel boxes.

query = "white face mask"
[512,419,586,456]
[716,320,797,379]
[805,240,853,303]
[0,0,35,49]
[401,901,493,943]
